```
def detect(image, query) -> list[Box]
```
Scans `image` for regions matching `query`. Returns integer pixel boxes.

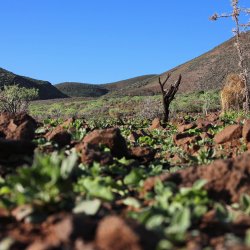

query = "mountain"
[55,32,250,97]
[112,32,250,96]
[2,32,250,99]
[55,75,157,97]
[55,82,108,97]
[0,68,67,99]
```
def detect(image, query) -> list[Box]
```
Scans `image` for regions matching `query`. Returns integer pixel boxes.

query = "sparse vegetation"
[1,1,250,249]
[1,110,250,249]
[0,85,38,113]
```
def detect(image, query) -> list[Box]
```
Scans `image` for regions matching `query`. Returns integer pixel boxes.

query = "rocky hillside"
[0,68,67,100]
[2,32,250,99]
[116,32,250,96]
[55,32,250,97]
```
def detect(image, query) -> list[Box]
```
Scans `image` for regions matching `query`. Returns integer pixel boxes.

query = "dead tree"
[158,74,182,123]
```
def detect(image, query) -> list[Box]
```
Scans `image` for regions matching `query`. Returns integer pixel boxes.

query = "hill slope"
[55,75,157,97]
[0,68,67,100]
[2,32,250,99]
[55,32,250,97]
[55,82,108,97]
[114,32,250,96]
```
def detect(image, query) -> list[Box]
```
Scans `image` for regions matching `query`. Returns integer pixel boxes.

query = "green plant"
[0,151,78,208]
[0,85,38,113]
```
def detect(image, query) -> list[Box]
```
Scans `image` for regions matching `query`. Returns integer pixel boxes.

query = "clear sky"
[0,0,249,84]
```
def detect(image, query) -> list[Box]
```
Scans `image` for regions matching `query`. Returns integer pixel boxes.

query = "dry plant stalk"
[210,0,250,111]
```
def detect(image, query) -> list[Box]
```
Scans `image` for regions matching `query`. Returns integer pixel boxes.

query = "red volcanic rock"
[95,216,157,250]
[143,152,250,203]
[149,118,163,130]
[214,124,242,144]
[76,142,113,165]
[95,216,141,250]
[0,112,37,141]
[83,128,128,158]
[173,133,202,146]
[242,119,250,143]
[130,146,156,163]
[177,123,197,133]
[45,126,71,147]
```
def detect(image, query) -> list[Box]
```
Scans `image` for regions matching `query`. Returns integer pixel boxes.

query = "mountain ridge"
[1,32,249,99]
[0,67,67,99]
[55,32,250,97]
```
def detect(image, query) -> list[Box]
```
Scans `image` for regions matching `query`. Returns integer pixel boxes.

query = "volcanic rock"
[149,118,162,130]
[45,126,71,147]
[95,216,157,250]
[0,112,37,141]
[214,124,242,144]
[76,143,113,165]
[242,119,250,143]
[130,146,156,164]
[143,152,250,203]
[83,128,128,158]
[177,123,197,133]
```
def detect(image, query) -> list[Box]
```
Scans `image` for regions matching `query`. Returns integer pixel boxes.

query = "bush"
[0,85,39,114]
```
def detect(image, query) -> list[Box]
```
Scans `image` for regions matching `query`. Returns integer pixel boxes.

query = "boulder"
[76,143,113,165]
[173,133,202,146]
[95,216,141,250]
[143,152,250,203]
[214,124,242,144]
[130,146,156,164]
[177,123,197,133]
[83,128,128,158]
[0,112,37,141]
[149,118,163,130]
[95,216,157,250]
[45,126,71,147]
[242,119,250,143]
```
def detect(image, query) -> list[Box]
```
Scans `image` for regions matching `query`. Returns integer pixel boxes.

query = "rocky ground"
[1,112,250,249]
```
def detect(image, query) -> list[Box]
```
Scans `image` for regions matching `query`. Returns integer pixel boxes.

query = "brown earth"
[143,152,250,203]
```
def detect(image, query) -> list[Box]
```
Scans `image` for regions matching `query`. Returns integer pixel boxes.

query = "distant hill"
[55,82,108,97]
[55,75,157,97]
[0,68,67,100]
[2,32,250,99]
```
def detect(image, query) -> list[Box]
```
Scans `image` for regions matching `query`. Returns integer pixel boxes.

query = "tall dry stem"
[210,0,250,111]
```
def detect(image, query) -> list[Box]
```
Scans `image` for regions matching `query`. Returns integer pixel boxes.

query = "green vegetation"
[1,113,250,249]
[30,90,220,120]
[0,85,38,113]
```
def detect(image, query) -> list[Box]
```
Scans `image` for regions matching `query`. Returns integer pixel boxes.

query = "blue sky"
[0,0,249,84]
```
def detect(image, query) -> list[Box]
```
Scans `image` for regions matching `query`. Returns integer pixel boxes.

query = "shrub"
[0,85,39,114]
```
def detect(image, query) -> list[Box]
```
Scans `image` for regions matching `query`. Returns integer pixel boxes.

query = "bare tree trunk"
[158,74,182,124]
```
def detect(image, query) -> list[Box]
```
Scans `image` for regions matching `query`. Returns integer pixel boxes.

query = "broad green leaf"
[168,207,191,233]
[122,197,141,208]
[60,151,78,179]
[245,229,250,246]
[0,187,11,195]
[146,215,165,230]
[124,169,143,186]
[73,199,101,215]
[193,179,207,190]
[82,178,114,201]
